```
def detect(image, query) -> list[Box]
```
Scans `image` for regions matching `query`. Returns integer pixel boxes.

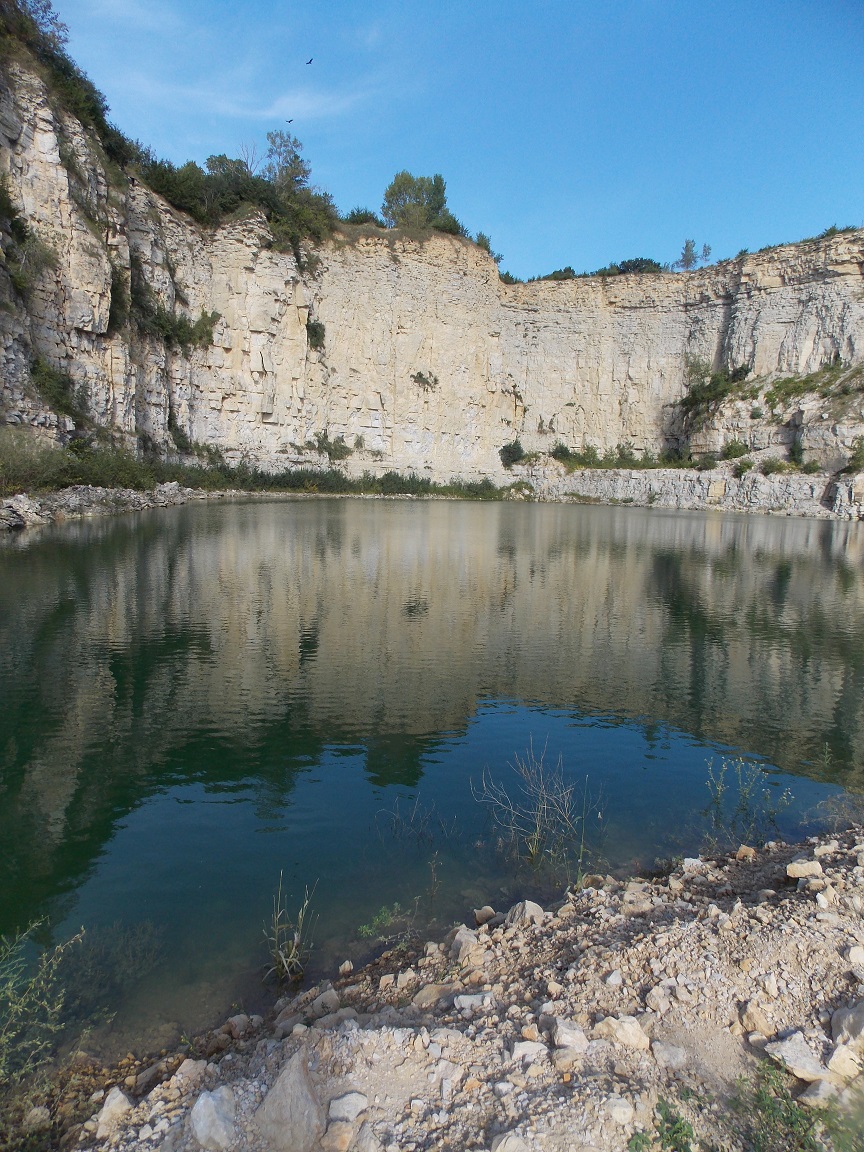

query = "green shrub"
[0,921,83,1086]
[722,439,748,460]
[760,457,788,476]
[128,254,218,352]
[680,360,751,429]
[29,357,88,422]
[535,256,664,280]
[0,173,28,244]
[107,262,129,333]
[475,232,502,264]
[499,440,526,468]
[801,459,821,474]
[751,406,764,420]
[733,458,754,477]
[694,453,718,471]
[499,271,521,285]
[306,319,325,350]
[343,206,385,227]
[0,427,75,494]
[380,171,468,236]
[167,407,192,453]
[311,431,350,461]
[411,370,438,392]
[730,1063,822,1152]
[847,436,864,472]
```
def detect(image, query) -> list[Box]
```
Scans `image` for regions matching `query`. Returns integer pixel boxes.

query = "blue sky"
[57,0,863,280]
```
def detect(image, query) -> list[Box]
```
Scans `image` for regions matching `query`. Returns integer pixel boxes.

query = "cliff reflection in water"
[1,499,863,937]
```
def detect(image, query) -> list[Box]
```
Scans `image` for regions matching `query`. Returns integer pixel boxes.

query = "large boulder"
[254,1052,325,1152]
[504,900,545,928]
[190,1087,236,1151]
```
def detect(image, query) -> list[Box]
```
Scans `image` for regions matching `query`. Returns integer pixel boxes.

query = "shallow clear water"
[1,498,863,1055]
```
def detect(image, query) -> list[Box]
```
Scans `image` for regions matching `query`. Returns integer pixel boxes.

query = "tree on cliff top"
[673,239,712,270]
[381,171,468,236]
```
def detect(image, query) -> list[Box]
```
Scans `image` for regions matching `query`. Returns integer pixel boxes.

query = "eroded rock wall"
[2,58,864,480]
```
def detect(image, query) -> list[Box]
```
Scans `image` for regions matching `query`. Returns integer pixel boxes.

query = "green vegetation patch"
[764,358,863,410]
[499,439,526,468]
[680,359,751,430]
[29,358,88,422]
[129,254,218,352]
[0,429,504,500]
[550,441,690,471]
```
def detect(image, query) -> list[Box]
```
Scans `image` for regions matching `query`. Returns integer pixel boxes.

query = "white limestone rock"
[328,1091,368,1123]
[764,1032,825,1082]
[190,1087,236,1151]
[504,900,545,928]
[95,1086,133,1140]
[593,1015,651,1050]
[254,1051,325,1152]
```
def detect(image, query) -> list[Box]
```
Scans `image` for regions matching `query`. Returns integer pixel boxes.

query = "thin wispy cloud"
[109,69,370,125]
[76,0,185,36]
[262,87,368,123]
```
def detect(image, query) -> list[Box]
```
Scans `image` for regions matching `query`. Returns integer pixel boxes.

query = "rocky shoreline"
[520,462,864,521]
[0,483,238,533]
[16,828,864,1152]
[2,466,864,536]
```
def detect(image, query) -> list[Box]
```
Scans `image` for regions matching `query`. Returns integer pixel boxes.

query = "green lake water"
[1,498,863,1057]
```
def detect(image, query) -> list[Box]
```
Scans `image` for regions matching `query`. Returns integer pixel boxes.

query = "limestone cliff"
[2,56,864,481]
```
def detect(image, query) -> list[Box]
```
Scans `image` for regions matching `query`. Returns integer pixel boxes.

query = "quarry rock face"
[1,59,863,481]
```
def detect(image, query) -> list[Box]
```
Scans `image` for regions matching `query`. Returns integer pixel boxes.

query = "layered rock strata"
[1,58,864,481]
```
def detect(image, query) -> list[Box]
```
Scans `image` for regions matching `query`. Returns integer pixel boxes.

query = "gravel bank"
[30,829,864,1152]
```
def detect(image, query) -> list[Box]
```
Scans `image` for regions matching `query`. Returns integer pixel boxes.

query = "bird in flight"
[306,57,313,64]
[286,119,293,123]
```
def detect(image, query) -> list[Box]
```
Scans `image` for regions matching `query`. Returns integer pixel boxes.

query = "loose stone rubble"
[0,484,232,532]
[65,830,864,1150]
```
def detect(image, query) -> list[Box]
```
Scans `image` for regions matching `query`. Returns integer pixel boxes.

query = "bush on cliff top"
[0,2,337,254]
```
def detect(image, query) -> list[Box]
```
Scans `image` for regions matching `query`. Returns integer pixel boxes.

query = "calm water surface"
[1,498,863,1055]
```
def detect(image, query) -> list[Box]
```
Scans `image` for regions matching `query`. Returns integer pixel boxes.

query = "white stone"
[552,1018,589,1052]
[512,1039,548,1064]
[174,1057,207,1090]
[491,1135,531,1152]
[646,986,671,1015]
[827,1044,860,1081]
[329,1091,368,1123]
[190,1087,236,1151]
[605,1095,635,1125]
[764,1032,826,1082]
[354,1122,384,1152]
[593,1015,651,1050]
[798,1080,839,1108]
[310,988,340,1018]
[95,1086,133,1140]
[652,1040,688,1071]
[832,1002,864,1052]
[254,1051,325,1152]
[454,992,489,1011]
[504,900,545,928]
[787,859,823,879]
